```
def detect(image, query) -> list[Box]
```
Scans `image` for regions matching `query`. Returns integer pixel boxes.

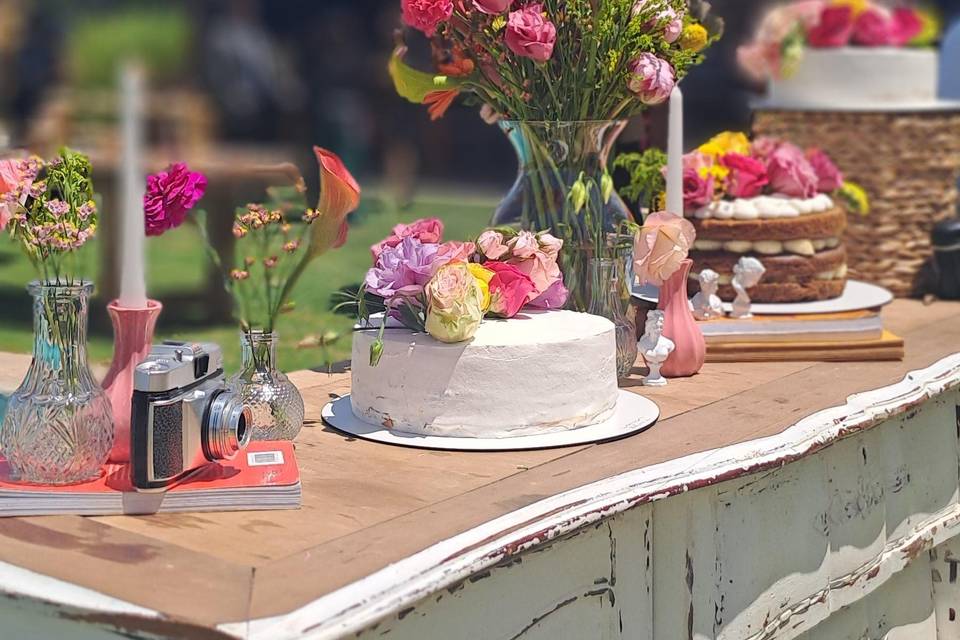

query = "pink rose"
[477,229,509,259]
[537,232,562,259]
[504,4,557,63]
[890,7,923,46]
[806,6,854,47]
[0,159,28,231]
[627,53,675,105]
[736,43,782,82]
[527,278,568,309]
[751,136,782,160]
[634,212,696,287]
[401,0,454,36]
[806,149,843,192]
[434,240,476,269]
[371,217,444,261]
[143,162,207,236]
[682,167,715,210]
[852,7,894,46]
[766,143,819,198]
[721,153,769,199]
[473,0,511,14]
[509,230,539,258]
[483,260,537,318]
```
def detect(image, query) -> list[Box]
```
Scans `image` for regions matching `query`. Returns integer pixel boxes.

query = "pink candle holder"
[102,299,162,463]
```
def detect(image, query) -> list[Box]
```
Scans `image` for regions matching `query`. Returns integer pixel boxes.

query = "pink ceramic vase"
[102,299,162,463]
[657,259,705,378]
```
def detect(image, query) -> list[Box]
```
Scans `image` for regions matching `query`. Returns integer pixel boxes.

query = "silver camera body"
[131,341,251,491]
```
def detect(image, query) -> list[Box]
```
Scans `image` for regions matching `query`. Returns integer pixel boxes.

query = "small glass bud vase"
[229,330,304,441]
[1,282,114,484]
[587,255,639,379]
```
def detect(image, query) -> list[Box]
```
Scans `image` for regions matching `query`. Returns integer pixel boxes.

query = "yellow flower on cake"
[838,181,870,216]
[466,262,494,312]
[698,131,751,160]
[424,262,484,343]
[831,0,869,17]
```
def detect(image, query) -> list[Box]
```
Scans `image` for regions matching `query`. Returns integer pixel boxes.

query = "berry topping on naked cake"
[679,131,869,303]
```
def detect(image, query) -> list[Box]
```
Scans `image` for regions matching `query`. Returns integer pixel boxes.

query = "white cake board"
[632,280,893,316]
[321,390,659,452]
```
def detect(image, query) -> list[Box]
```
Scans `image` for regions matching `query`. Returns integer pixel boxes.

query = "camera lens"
[204,391,253,461]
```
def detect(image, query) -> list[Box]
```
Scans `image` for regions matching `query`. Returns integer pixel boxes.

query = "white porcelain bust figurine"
[691,269,724,321]
[731,257,766,319]
[638,310,674,387]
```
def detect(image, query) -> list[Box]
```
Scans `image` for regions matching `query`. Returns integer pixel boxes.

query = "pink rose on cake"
[371,217,444,261]
[682,167,715,209]
[483,261,536,318]
[634,212,696,287]
[806,6,854,47]
[721,153,769,198]
[806,149,843,192]
[424,261,485,343]
[765,143,819,198]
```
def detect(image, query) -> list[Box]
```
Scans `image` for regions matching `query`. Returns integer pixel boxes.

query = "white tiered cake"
[351,310,619,438]
[766,47,940,110]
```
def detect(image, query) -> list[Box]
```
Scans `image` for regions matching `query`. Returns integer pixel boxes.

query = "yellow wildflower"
[466,262,495,312]
[831,0,869,17]
[838,181,870,216]
[699,164,730,183]
[679,24,708,52]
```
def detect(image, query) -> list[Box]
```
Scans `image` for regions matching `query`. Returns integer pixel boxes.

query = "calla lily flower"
[309,146,360,256]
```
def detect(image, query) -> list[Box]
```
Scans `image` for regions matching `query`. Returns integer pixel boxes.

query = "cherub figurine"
[638,310,674,387]
[731,257,766,319]
[691,269,724,321]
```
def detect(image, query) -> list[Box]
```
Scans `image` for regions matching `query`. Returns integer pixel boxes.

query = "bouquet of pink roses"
[354,218,568,364]
[738,0,938,81]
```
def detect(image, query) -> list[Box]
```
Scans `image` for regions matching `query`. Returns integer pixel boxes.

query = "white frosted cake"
[766,47,940,110]
[350,310,619,438]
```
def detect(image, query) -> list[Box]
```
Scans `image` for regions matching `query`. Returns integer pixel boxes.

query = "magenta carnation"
[504,4,557,62]
[144,162,207,236]
[721,153,769,199]
[806,149,843,192]
[766,143,819,198]
[401,0,454,36]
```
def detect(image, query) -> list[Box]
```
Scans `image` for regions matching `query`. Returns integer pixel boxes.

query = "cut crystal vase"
[1,282,114,484]
[229,330,304,441]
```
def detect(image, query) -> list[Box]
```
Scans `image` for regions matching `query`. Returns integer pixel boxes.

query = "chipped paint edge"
[225,352,960,640]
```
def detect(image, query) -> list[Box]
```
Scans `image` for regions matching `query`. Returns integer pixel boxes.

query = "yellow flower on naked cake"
[330,219,658,447]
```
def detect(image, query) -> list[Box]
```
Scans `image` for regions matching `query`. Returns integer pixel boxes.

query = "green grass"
[0,193,496,373]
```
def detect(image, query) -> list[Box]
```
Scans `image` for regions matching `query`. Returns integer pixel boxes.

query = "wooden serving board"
[707,330,905,363]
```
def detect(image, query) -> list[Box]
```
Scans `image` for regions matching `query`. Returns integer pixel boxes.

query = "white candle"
[118,62,147,308]
[665,86,684,217]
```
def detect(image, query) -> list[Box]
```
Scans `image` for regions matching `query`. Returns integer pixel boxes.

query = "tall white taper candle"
[118,62,147,308]
[665,86,684,217]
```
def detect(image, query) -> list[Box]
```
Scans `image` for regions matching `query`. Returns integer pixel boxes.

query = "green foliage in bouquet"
[614,147,667,215]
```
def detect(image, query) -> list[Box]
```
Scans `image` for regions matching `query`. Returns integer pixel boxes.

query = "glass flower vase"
[229,330,304,441]
[587,254,638,379]
[491,120,635,312]
[1,282,114,484]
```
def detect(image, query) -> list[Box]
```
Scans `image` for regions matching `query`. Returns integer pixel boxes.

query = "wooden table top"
[1,299,959,633]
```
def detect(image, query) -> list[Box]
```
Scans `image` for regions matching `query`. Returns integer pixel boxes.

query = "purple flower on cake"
[765,143,819,198]
[371,217,444,261]
[626,53,675,105]
[806,149,843,192]
[365,236,440,299]
[721,153,769,199]
[504,4,557,63]
[526,278,568,309]
[682,167,715,209]
[144,162,207,236]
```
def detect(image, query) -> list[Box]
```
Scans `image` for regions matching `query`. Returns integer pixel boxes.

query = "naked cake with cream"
[680,132,867,303]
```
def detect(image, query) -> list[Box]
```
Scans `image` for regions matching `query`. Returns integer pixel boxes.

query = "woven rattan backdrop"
[753,109,960,297]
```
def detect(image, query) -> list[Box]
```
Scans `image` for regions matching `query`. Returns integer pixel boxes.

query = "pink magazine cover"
[0,441,301,516]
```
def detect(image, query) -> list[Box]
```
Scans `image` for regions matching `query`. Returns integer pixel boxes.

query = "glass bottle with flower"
[208,148,360,441]
[388,0,722,310]
[0,148,115,484]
